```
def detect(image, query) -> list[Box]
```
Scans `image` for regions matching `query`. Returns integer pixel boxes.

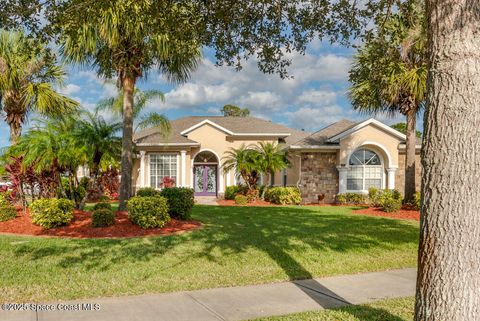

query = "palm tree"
[0,29,78,144]
[254,142,289,197]
[73,110,122,180]
[9,117,85,194]
[348,4,427,203]
[96,87,170,134]
[58,3,201,209]
[222,144,261,192]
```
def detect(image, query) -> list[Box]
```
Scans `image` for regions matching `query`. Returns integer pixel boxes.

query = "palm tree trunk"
[415,0,480,319]
[404,109,417,203]
[8,119,22,144]
[119,75,136,210]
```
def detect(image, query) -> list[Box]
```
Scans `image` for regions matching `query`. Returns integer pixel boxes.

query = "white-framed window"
[150,154,177,189]
[347,149,383,191]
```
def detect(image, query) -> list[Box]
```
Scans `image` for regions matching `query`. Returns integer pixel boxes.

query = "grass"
[85,202,119,211]
[252,297,415,321]
[0,205,419,302]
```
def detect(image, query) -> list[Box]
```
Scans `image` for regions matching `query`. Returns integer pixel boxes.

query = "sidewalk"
[1,268,416,321]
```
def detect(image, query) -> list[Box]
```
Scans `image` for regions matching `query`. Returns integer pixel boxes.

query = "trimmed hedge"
[92,208,115,227]
[160,187,194,220]
[136,187,160,197]
[127,196,170,228]
[92,202,112,211]
[335,193,368,205]
[235,194,248,205]
[30,198,74,229]
[0,194,16,222]
[264,187,301,205]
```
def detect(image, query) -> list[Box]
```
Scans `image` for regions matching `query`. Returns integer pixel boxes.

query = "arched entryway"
[193,150,218,196]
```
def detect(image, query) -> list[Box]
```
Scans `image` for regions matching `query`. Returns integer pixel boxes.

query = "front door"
[194,165,217,196]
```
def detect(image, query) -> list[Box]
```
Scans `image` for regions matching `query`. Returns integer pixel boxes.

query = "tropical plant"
[8,117,85,196]
[73,110,122,180]
[0,29,78,143]
[96,87,171,134]
[222,144,261,192]
[58,2,202,210]
[254,142,289,197]
[348,2,426,203]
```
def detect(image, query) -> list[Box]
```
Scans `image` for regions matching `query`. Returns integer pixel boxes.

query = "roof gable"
[327,118,406,143]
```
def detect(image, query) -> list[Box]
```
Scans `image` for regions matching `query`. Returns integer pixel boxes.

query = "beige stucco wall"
[339,125,402,168]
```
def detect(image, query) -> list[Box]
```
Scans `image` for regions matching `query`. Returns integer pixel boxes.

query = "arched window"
[347,148,383,191]
[194,151,218,164]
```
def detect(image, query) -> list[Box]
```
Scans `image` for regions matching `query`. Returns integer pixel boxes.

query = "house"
[132,116,421,203]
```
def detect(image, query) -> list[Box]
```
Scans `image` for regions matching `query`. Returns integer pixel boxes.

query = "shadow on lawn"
[13,205,417,318]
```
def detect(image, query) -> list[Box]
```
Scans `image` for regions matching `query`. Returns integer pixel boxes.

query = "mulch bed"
[352,206,420,221]
[0,208,202,238]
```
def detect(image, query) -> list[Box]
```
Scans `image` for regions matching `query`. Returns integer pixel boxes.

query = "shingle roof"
[134,116,311,146]
[290,119,360,148]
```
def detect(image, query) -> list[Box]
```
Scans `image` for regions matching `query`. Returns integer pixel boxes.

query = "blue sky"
[0,40,414,148]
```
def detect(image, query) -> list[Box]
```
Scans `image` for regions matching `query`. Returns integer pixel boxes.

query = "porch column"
[387,167,397,190]
[226,169,231,187]
[337,166,348,194]
[139,151,146,187]
[218,162,225,193]
[181,150,187,187]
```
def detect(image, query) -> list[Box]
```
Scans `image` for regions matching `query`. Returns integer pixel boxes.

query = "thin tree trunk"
[8,120,22,144]
[118,76,136,210]
[404,109,417,203]
[415,1,480,320]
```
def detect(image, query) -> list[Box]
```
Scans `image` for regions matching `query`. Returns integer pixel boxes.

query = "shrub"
[368,187,382,207]
[379,189,403,213]
[246,188,260,202]
[92,208,115,227]
[413,191,421,210]
[127,196,170,228]
[92,202,112,211]
[335,193,368,205]
[264,187,301,205]
[0,194,16,222]
[136,187,160,197]
[235,194,248,205]
[225,185,240,200]
[225,185,249,200]
[30,198,74,229]
[160,187,194,220]
[60,178,86,209]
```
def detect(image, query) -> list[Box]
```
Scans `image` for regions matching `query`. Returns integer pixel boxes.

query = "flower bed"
[353,206,420,221]
[0,208,201,238]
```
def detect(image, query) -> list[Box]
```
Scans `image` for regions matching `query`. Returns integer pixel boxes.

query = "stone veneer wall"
[395,152,422,194]
[299,152,339,204]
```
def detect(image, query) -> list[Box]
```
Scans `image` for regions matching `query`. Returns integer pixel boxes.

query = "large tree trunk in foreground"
[415,1,480,320]
[404,109,417,203]
[118,76,136,211]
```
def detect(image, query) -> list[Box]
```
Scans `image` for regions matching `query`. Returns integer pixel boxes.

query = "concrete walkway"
[1,268,416,321]
[195,196,219,205]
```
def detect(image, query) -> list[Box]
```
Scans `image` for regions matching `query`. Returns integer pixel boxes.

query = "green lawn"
[0,205,419,302]
[252,297,415,321]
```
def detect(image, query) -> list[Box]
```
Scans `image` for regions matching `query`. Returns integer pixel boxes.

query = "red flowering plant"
[161,177,175,188]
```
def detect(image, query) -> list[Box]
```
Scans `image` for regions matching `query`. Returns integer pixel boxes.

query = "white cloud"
[58,84,81,95]
[151,51,351,116]
[296,89,337,106]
